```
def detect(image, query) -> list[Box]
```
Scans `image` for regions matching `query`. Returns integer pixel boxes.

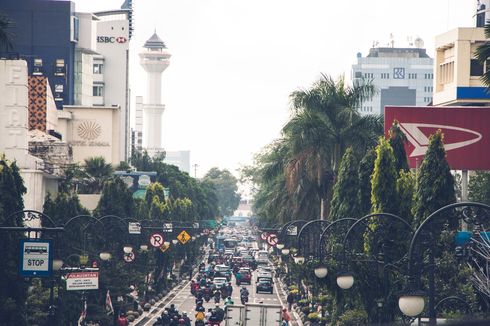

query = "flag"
[106,289,114,315]
[78,300,87,326]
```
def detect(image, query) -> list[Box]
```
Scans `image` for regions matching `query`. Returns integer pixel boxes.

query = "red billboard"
[384,106,490,170]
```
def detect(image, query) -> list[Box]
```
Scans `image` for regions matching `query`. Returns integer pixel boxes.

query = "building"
[131,96,144,154]
[432,1,490,106]
[139,32,171,157]
[352,45,434,115]
[164,150,190,174]
[0,0,77,110]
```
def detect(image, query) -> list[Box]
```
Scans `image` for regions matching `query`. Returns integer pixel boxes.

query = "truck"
[225,303,282,326]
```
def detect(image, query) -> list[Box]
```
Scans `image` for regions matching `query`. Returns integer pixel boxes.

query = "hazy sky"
[73,0,475,177]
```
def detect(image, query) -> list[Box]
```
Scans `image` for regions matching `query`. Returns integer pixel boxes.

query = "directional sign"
[260,232,269,241]
[159,243,170,253]
[20,239,52,277]
[177,230,191,244]
[286,225,298,236]
[193,222,200,229]
[149,232,165,248]
[267,234,278,246]
[163,223,173,233]
[66,272,99,290]
[123,252,136,263]
[128,222,141,234]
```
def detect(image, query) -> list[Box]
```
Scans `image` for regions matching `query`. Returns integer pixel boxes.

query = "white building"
[352,45,434,115]
[139,32,171,157]
[164,150,190,174]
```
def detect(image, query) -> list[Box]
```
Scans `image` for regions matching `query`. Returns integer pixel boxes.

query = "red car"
[239,268,252,285]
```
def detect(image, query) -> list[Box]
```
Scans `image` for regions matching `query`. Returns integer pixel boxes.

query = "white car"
[213,277,227,289]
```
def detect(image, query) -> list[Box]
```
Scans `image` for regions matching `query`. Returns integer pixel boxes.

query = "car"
[215,264,232,281]
[238,268,252,284]
[256,278,273,294]
[213,277,227,289]
[256,271,272,282]
[258,266,273,274]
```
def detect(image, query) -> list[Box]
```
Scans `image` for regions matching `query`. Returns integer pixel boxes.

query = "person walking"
[116,313,129,326]
[286,291,295,311]
[281,308,291,326]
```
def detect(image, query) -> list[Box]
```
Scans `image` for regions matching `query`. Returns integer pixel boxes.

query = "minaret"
[139,31,171,156]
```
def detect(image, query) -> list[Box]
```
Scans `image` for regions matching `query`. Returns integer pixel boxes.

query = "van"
[256,250,268,264]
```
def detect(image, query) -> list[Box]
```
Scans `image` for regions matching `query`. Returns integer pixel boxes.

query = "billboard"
[114,171,157,199]
[384,106,490,170]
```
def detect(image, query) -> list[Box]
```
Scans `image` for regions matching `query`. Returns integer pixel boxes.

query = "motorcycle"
[194,320,205,326]
[214,293,221,304]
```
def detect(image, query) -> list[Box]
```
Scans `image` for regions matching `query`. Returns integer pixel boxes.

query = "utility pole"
[193,164,198,178]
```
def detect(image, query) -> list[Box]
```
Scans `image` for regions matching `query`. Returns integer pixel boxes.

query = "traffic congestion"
[147,226,285,326]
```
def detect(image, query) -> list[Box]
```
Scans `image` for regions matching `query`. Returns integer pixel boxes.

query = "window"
[93,63,104,74]
[408,73,417,79]
[424,73,434,79]
[33,58,43,76]
[471,59,484,76]
[93,85,104,96]
[54,59,66,76]
[354,71,362,78]
[364,72,373,79]
[381,73,390,79]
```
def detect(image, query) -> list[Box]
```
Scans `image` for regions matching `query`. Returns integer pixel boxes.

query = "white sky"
[73,0,475,177]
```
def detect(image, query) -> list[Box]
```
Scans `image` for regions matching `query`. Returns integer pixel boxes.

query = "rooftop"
[144,31,166,49]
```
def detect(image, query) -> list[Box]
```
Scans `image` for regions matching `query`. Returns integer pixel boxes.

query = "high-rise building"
[139,32,171,157]
[352,45,434,115]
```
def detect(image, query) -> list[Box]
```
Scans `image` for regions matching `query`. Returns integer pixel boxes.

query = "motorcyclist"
[214,304,225,323]
[226,283,233,297]
[235,270,242,285]
[213,288,221,303]
[224,296,234,307]
[182,312,192,326]
[161,311,171,325]
[240,286,249,304]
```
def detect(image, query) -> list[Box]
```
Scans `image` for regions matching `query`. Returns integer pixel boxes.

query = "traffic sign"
[159,243,170,253]
[20,239,52,277]
[123,252,135,263]
[177,230,191,244]
[66,272,99,290]
[267,234,278,246]
[163,223,173,233]
[286,225,298,236]
[149,232,164,248]
[128,222,141,234]
[260,232,269,241]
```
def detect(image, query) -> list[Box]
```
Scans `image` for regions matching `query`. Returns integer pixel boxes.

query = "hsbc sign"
[384,106,490,170]
[97,36,127,44]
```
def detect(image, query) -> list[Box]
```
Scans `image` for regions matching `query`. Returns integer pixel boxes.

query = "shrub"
[338,309,368,326]
[307,312,320,320]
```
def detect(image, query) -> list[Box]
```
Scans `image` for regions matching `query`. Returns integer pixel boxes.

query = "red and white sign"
[66,272,99,291]
[385,106,490,170]
[261,232,269,241]
[123,252,136,263]
[267,234,278,246]
[149,232,164,248]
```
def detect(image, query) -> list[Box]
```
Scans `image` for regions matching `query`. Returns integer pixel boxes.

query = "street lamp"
[52,259,64,271]
[336,272,354,290]
[123,245,133,254]
[172,239,178,245]
[281,248,290,255]
[139,244,148,252]
[276,243,285,250]
[399,292,425,317]
[314,265,328,279]
[99,252,112,261]
[293,255,305,265]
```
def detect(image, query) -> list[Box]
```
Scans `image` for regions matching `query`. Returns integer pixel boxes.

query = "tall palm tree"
[83,156,114,193]
[0,13,13,52]
[476,21,490,87]
[283,74,382,219]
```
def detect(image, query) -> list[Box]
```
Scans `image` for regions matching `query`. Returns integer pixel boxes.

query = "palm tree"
[476,21,490,87]
[283,74,382,219]
[0,13,13,52]
[83,156,114,193]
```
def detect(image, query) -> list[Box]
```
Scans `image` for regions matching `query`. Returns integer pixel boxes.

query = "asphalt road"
[141,262,283,325]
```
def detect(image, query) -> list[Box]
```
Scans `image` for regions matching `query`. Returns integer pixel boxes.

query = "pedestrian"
[281,308,291,326]
[116,313,129,326]
[286,291,295,311]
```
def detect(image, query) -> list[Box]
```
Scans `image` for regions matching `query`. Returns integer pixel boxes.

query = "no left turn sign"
[123,252,135,263]
[261,232,269,241]
[267,234,278,246]
[149,232,164,248]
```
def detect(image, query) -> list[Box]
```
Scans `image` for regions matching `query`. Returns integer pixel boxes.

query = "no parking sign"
[267,234,278,246]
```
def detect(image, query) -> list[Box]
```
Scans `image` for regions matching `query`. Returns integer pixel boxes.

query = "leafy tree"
[0,13,13,52]
[358,148,376,216]
[203,168,240,217]
[283,74,382,219]
[82,156,114,193]
[388,120,409,174]
[95,177,134,218]
[371,137,399,214]
[329,147,360,221]
[396,170,415,221]
[0,155,27,326]
[413,130,456,227]
[468,171,490,205]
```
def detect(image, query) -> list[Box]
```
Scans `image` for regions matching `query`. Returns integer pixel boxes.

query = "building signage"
[385,106,490,170]
[128,222,141,235]
[66,272,99,290]
[97,36,127,43]
[19,239,52,277]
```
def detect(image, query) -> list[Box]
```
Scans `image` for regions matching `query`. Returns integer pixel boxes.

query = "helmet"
[215,303,219,307]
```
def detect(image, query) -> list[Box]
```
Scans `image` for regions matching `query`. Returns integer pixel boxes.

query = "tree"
[95,177,134,218]
[476,21,490,88]
[0,13,13,52]
[371,137,399,214]
[203,168,240,217]
[283,74,382,219]
[358,148,376,216]
[0,155,28,326]
[469,171,490,205]
[82,156,114,193]
[388,120,409,174]
[413,130,456,227]
[329,147,360,221]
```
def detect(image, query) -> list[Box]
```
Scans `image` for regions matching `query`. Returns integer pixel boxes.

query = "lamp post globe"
[294,256,305,265]
[276,243,285,250]
[314,266,328,279]
[52,259,64,271]
[399,295,425,317]
[281,248,290,255]
[140,244,149,252]
[172,239,178,245]
[99,252,112,261]
[337,272,354,289]
[123,246,133,254]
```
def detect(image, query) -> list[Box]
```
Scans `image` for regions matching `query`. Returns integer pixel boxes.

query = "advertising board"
[66,272,99,291]
[384,106,490,170]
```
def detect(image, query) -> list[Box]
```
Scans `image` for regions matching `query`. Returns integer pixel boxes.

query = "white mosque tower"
[139,31,171,156]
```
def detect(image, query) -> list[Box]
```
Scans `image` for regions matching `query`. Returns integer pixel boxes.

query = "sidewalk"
[275,275,303,326]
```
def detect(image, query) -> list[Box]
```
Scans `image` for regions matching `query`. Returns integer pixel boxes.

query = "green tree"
[413,130,456,227]
[396,170,415,221]
[329,147,360,221]
[388,120,409,174]
[476,21,490,87]
[468,171,490,205]
[82,156,114,193]
[95,177,134,218]
[371,137,399,214]
[0,155,28,326]
[283,74,382,219]
[358,148,376,216]
[203,168,240,217]
[0,13,13,51]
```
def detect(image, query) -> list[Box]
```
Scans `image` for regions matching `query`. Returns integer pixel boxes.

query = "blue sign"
[19,239,52,277]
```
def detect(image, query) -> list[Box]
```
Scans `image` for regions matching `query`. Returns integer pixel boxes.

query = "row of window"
[360,106,373,112]
[380,73,389,79]
[424,73,434,79]
[424,86,434,92]
[31,58,66,77]
[423,97,433,103]
[356,70,434,80]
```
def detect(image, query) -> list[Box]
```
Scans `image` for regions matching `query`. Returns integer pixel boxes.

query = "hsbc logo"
[97,36,127,44]
[399,123,483,157]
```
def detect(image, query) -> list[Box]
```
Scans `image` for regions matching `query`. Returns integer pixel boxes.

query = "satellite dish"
[414,37,424,48]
